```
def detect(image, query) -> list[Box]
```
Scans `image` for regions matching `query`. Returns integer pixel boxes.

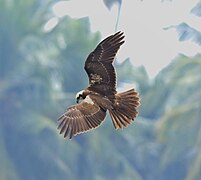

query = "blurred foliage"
[1,0,201,180]
[165,23,201,45]
[165,0,201,46]
[103,0,122,10]
[103,0,122,31]
[191,1,201,17]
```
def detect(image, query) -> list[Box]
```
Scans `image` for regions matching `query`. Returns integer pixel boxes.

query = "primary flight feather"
[58,31,140,139]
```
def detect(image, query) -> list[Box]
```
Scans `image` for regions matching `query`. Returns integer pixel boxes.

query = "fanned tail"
[109,89,140,129]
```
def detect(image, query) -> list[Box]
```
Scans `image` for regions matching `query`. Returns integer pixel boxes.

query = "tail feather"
[110,110,124,128]
[109,89,140,129]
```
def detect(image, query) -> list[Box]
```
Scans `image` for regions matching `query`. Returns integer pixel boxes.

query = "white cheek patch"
[76,90,85,99]
[84,96,94,105]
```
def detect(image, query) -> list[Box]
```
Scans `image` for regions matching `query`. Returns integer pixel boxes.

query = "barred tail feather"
[109,89,140,129]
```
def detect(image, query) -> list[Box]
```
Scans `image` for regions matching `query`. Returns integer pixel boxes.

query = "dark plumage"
[58,31,140,139]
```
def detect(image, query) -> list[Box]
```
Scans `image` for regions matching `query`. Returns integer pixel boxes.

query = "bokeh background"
[1,0,201,179]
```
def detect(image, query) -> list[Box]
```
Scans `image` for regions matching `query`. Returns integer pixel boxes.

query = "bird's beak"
[76,98,79,104]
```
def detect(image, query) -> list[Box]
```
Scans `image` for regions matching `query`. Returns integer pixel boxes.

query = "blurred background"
[0,0,201,179]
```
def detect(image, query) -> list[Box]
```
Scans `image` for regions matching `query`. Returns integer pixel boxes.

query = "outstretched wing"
[85,31,125,98]
[57,95,106,139]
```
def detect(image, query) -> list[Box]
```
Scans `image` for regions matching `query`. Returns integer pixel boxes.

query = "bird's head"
[76,90,85,103]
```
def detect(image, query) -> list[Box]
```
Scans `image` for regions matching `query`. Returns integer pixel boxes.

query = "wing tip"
[115,30,124,35]
[114,31,125,39]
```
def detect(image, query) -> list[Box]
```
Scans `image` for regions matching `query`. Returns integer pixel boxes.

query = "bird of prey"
[57,31,140,139]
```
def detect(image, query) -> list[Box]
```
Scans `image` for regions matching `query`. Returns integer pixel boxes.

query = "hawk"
[58,31,140,139]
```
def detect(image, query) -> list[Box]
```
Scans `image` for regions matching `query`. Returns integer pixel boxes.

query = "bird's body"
[58,31,140,139]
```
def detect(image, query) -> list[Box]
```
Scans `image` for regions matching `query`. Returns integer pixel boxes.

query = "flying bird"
[58,31,140,139]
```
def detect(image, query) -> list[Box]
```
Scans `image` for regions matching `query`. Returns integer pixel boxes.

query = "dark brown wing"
[84,31,125,98]
[57,95,106,139]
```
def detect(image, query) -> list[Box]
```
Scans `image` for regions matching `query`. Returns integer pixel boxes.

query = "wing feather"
[66,119,72,136]
[84,31,125,97]
[57,95,106,139]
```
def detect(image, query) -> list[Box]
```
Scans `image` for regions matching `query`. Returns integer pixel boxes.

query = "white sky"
[47,0,201,78]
